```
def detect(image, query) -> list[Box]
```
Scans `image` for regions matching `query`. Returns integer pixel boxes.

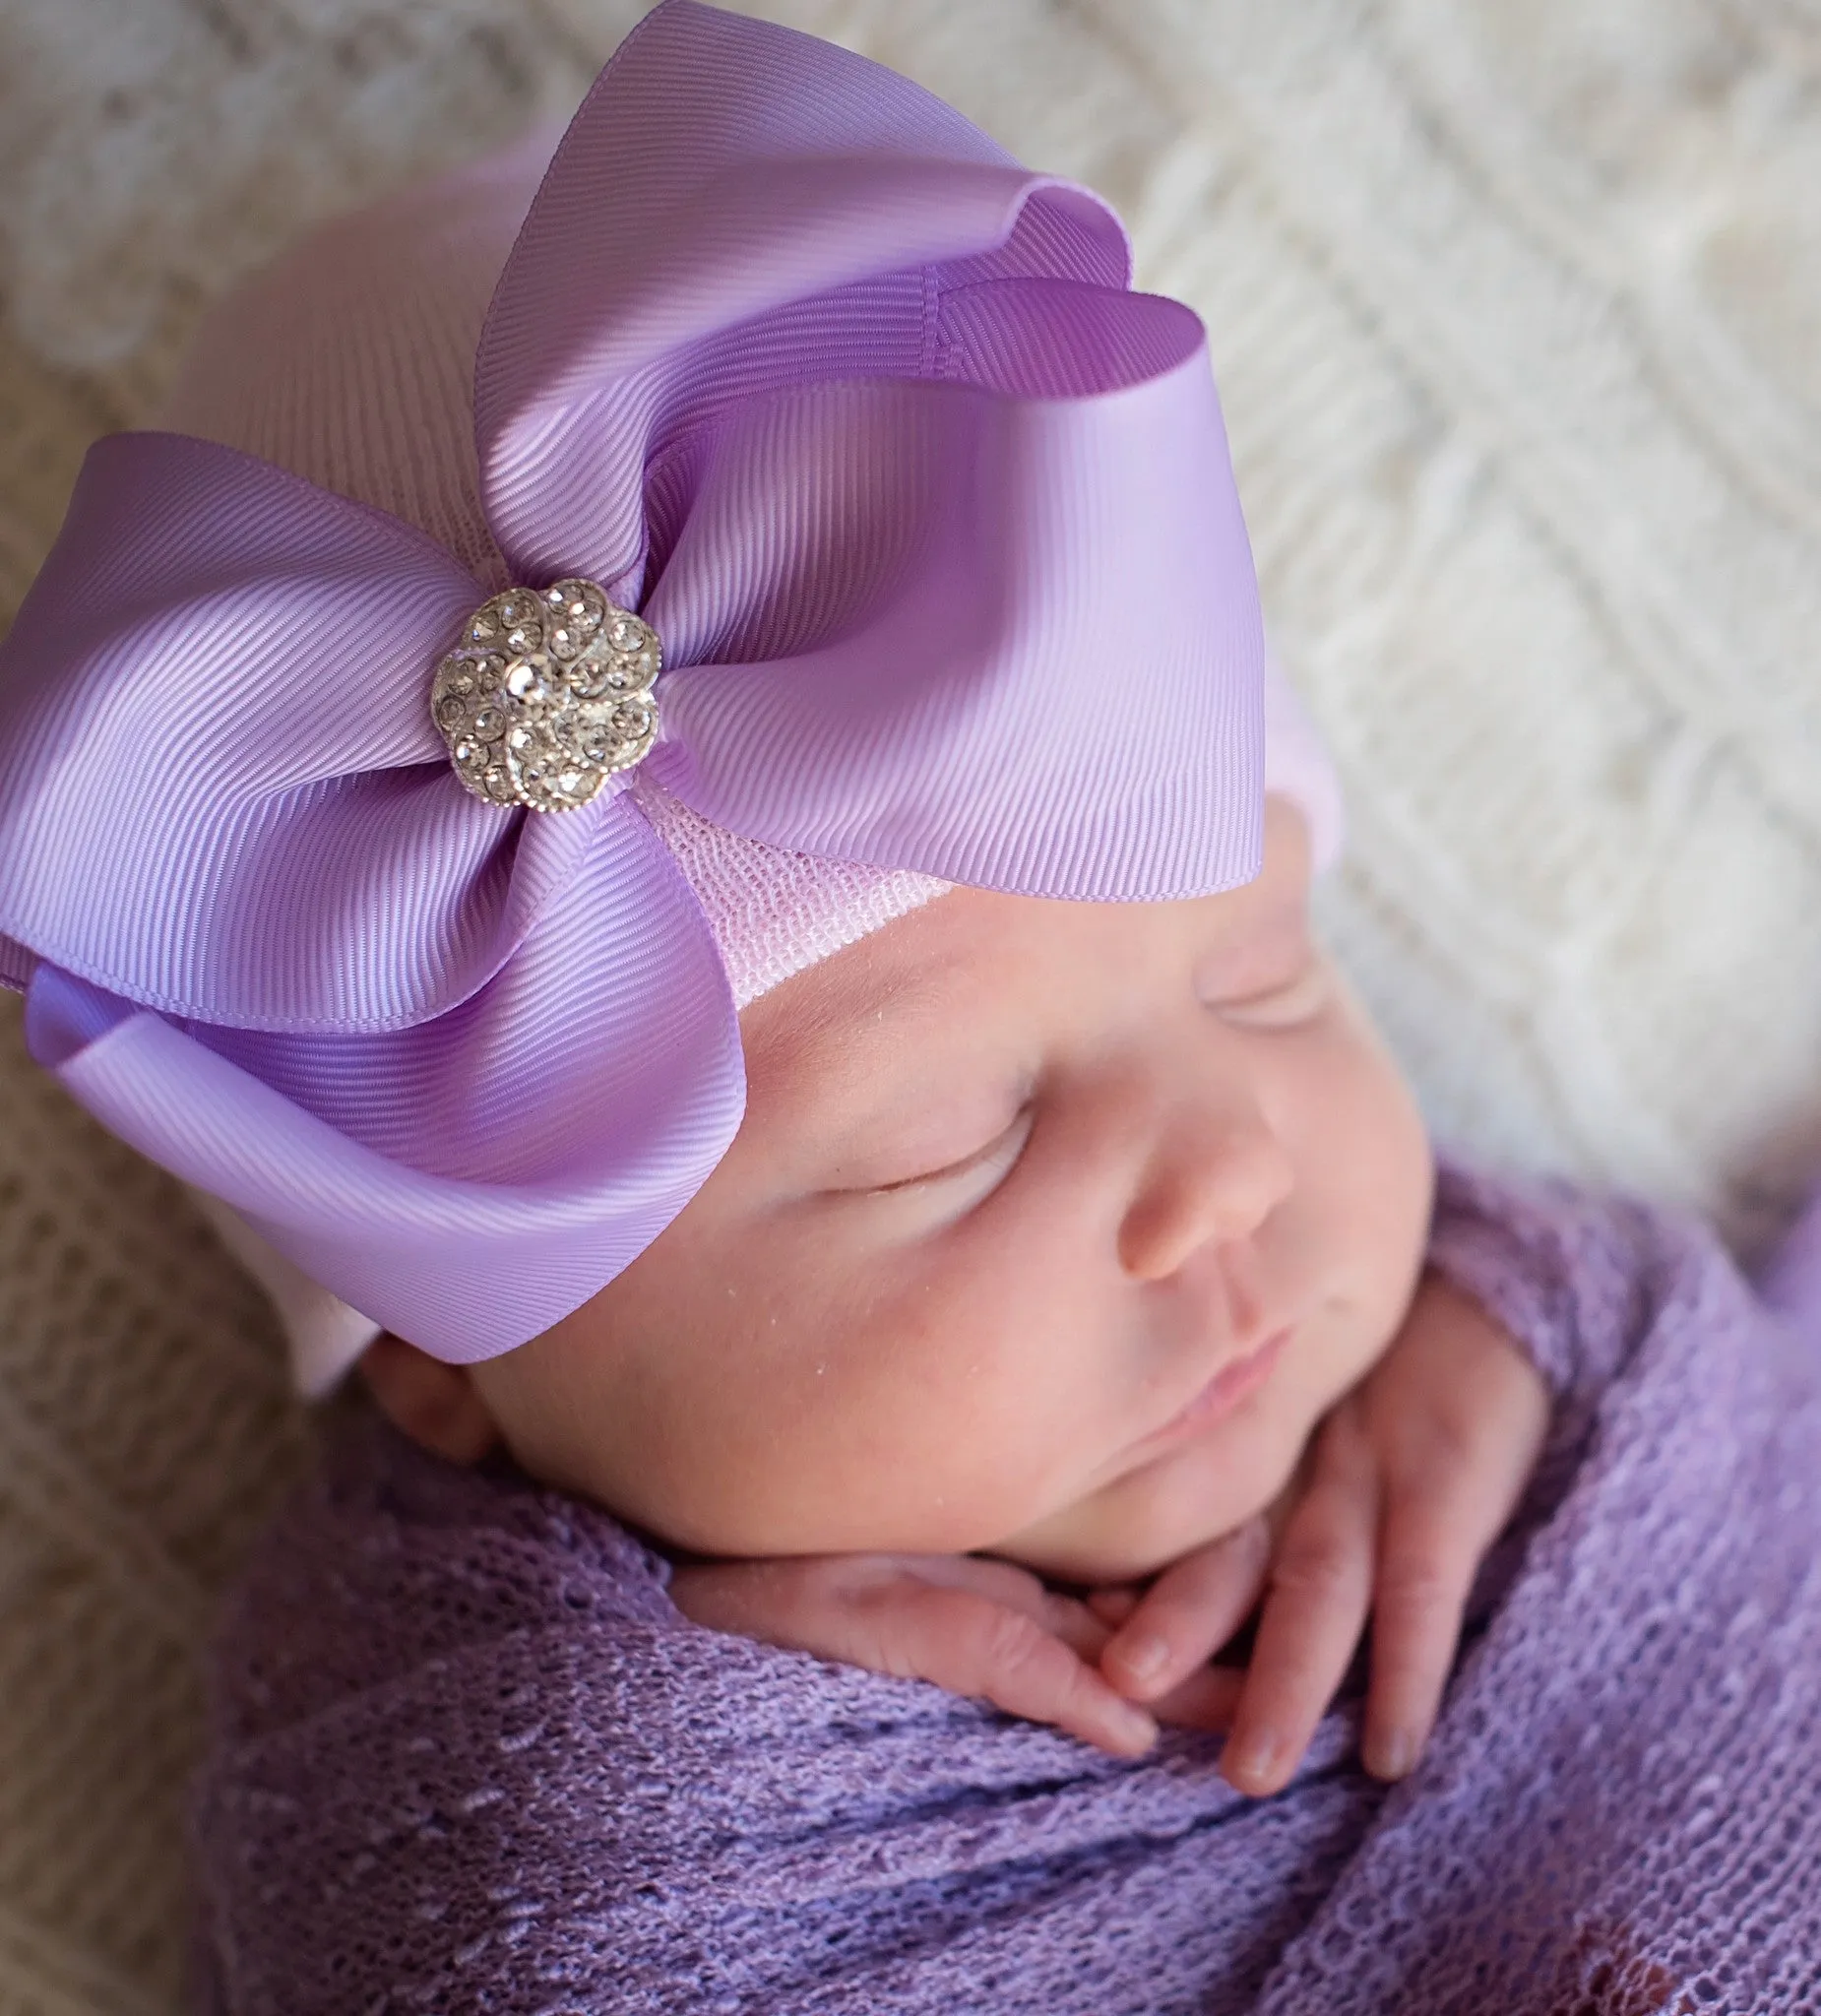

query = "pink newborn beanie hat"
[0,2,1341,1395]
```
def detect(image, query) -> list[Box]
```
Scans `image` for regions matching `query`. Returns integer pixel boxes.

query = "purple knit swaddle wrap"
[193,1166,1821,2013]
[0,0,1284,1366]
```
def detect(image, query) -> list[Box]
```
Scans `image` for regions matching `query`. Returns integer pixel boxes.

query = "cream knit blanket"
[3,2,1820,2009]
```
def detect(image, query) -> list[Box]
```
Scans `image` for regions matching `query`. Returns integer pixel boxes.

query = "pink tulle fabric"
[158,104,1341,1394]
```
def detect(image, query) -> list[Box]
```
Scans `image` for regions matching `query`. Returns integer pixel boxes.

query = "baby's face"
[471,799,1433,1583]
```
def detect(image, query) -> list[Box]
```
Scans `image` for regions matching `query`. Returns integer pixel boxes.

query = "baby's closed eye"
[863,1104,1036,1198]
[1210,955,1333,1031]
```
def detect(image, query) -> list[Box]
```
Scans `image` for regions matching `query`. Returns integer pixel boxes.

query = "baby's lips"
[1134,1327,1295,1456]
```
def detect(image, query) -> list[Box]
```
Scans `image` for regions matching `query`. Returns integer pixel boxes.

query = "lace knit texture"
[7,2,1821,2010]
[193,1168,1821,2013]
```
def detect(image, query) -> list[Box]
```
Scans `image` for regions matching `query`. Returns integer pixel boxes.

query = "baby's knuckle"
[976,1605,1048,1681]
[850,1575,918,1628]
[1272,1530,1360,1602]
[863,1600,962,1681]
[1413,1411,1483,1476]
[1375,1556,1457,1622]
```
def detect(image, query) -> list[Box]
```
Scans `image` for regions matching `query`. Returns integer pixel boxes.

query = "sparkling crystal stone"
[436,580,659,808]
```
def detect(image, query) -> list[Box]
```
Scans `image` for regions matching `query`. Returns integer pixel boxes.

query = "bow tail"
[25,805,743,1361]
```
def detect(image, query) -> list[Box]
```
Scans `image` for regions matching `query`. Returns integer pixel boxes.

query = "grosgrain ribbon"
[0,0,1267,1360]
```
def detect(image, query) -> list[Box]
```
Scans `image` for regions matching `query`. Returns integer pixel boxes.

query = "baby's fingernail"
[1367,1730,1415,1781]
[1108,1701,1158,1753]
[1113,1632,1167,1683]
[1222,1732,1280,1793]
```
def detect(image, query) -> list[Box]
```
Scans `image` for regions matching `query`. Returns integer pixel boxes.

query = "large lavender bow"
[0,0,1267,1360]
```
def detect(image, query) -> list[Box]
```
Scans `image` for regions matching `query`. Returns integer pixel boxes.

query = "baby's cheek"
[1321,985,1433,1253]
[575,1298,1080,1559]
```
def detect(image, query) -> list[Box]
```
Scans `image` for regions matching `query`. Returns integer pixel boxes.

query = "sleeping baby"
[3,6,1821,2012]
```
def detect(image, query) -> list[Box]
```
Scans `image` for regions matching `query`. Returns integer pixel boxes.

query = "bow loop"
[476,3,1262,903]
[645,347,1264,895]
[476,1,1130,589]
[28,804,742,1358]
[0,433,604,1033]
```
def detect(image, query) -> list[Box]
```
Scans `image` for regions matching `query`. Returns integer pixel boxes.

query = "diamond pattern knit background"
[3,1,1821,2008]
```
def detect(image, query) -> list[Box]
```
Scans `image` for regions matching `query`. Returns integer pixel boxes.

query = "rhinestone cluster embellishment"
[432,580,661,811]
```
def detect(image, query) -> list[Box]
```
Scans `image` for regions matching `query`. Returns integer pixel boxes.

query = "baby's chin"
[994,1288,1413,1584]
[983,1391,1312,1586]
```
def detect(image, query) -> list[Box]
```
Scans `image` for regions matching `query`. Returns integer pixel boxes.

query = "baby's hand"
[669,1276,1546,1785]
[1096,1272,1548,1796]
[667,1549,1237,1757]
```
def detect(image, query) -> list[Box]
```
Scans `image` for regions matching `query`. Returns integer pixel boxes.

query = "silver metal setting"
[432,580,660,812]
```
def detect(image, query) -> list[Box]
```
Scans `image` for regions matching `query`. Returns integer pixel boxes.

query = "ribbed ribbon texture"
[0,0,1267,1360]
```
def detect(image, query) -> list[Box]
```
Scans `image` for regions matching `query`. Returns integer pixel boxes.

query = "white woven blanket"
[3,2,1820,2008]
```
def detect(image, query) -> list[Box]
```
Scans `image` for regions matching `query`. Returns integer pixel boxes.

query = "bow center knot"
[432,580,661,811]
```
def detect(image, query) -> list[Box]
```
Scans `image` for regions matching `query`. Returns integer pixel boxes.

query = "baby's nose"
[1117,1102,1294,1283]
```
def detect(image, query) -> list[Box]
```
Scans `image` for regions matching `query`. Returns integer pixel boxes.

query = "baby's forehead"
[739,807,1314,1093]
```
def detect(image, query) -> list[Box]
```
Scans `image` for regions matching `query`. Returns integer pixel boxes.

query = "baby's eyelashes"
[863,1105,1035,1205]
[813,1097,1036,1210]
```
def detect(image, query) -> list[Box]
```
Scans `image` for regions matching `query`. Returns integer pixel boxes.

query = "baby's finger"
[1361,1399,1545,1782]
[891,1583,1158,1756]
[1221,1422,1377,1797]
[903,1554,1115,1666]
[667,1556,838,1641]
[1099,1516,1272,1702]
[672,1557,1142,1750]
[1086,1586,1142,1628]
[1358,1494,1482,1782]
[670,1552,1107,1668]
[1151,1661,1246,1733]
